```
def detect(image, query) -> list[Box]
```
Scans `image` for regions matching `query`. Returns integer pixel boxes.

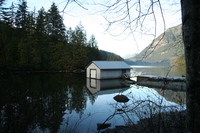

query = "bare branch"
[74,0,88,10]
[61,0,70,12]
[141,0,166,60]
[61,0,88,13]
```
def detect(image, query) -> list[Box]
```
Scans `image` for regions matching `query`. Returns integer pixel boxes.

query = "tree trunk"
[181,0,200,132]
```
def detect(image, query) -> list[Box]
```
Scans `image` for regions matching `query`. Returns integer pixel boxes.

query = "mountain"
[126,24,184,65]
[99,50,124,61]
[123,53,138,59]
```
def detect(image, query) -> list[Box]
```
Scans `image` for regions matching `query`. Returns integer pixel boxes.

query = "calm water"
[0,66,186,133]
[131,65,186,76]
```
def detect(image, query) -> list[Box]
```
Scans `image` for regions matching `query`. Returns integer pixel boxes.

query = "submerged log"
[113,94,129,103]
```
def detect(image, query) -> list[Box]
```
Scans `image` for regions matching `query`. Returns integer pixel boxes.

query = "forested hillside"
[99,50,123,61]
[0,0,122,72]
[127,24,184,66]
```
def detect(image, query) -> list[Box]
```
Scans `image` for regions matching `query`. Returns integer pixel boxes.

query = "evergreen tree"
[46,2,66,70]
[64,28,74,70]
[0,0,6,21]
[46,2,65,40]
[0,0,116,71]
[18,37,31,69]
[0,1,19,70]
[28,11,41,69]
[87,34,101,62]
[0,0,16,27]
[15,0,29,69]
[70,23,88,69]
[18,10,40,70]
[15,0,28,29]
[0,0,7,68]
[36,7,47,36]
[5,3,15,27]
[35,7,48,69]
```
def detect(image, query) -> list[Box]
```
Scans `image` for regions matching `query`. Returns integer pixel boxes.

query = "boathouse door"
[90,69,97,79]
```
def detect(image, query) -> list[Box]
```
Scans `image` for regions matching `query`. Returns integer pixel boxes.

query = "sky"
[5,0,182,58]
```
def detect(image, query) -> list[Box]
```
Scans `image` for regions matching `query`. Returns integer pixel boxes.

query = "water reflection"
[106,85,186,132]
[0,73,88,133]
[0,73,186,133]
[86,78,130,95]
[131,65,186,76]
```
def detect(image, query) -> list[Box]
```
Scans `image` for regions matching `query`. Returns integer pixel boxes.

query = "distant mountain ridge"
[100,50,124,61]
[126,24,184,65]
[123,53,138,59]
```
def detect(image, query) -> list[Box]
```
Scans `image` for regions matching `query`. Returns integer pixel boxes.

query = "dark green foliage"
[0,0,123,72]
[69,23,88,69]
[99,50,124,61]
[15,0,28,29]
[87,34,102,62]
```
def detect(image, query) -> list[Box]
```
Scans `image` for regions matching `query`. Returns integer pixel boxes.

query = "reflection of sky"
[62,85,186,133]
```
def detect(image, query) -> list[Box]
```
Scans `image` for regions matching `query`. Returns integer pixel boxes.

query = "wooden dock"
[137,75,186,91]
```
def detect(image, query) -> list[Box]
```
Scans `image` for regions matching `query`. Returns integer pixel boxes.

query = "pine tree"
[46,2,66,70]
[18,10,41,70]
[0,0,6,21]
[15,0,28,29]
[87,34,102,62]
[0,0,19,70]
[35,7,48,69]
[64,28,74,71]
[1,1,16,27]
[46,2,65,40]
[36,7,47,36]
[28,11,42,69]
[70,23,88,69]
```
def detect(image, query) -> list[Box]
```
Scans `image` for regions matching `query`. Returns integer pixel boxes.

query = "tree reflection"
[0,73,89,132]
[101,85,186,132]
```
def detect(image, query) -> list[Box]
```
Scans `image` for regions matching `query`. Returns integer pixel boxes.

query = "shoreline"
[137,75,186,91]
[0,69,86,75]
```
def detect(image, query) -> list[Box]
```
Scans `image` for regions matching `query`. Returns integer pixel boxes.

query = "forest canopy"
[0,0,123,72]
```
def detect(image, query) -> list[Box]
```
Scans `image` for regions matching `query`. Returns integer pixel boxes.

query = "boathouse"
[86,61,131,79]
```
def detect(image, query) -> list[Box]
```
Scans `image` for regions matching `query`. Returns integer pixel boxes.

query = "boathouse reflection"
[86,78,130,95]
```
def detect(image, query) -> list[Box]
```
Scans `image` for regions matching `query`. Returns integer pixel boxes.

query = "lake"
[131,65,186,76]
[0,66,186,133]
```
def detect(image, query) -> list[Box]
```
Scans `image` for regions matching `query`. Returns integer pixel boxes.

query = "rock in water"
[113,95,129,102]
[97,123,111,130]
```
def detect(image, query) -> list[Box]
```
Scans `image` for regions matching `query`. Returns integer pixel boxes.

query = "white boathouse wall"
[86,61,131,79]
[86,63,101,79]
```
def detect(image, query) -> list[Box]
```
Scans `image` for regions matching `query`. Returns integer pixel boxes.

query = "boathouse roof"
[91,61,131,70]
